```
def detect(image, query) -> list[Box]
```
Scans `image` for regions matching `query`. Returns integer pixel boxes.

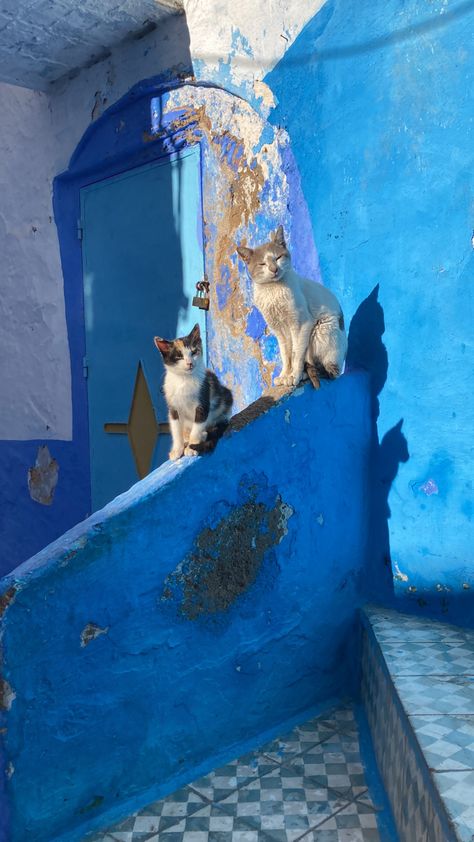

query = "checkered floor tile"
[365,606,473,645]
[392,674,474,715]
[410,714,474,772]
[433,770,474,842]
[87,706,390,841]
[382,638,474,676]
[365,605,474,842]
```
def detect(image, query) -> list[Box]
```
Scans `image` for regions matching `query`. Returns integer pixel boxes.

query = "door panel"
[81,147,205,511]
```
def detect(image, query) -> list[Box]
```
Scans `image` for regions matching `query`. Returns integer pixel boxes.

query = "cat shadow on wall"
[346,285,409,602]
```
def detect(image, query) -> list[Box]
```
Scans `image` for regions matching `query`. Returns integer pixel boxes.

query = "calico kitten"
[154,323,233,460]
[237,226,347,389]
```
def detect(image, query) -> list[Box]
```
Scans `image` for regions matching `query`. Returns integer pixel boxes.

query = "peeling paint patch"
[393,561,408,582]
[80,623,109,647]
[162,474,293,620]
[253,80,277,109]
[0,677,16,711]
[27,445,58,505]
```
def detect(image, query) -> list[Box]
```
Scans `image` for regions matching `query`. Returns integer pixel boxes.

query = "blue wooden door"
[81,147,205,511]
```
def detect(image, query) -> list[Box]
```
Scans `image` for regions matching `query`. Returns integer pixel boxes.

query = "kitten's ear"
[154,336,171,355]
[188,323,201,344]
[272,225,286,246]
[236,246,253,264]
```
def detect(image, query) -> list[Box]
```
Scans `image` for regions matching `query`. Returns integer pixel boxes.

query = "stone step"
[361,605,474,842]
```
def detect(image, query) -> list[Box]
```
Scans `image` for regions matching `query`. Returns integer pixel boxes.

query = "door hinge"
[82,356,89,379]
[77,220,83,241]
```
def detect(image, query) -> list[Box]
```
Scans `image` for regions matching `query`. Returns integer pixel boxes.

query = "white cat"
[237,226,347,389]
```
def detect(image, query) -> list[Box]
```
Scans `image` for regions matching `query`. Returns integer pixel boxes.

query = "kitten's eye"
[192,348,199,356]
[276,255,283,261]
[258,262,266,266]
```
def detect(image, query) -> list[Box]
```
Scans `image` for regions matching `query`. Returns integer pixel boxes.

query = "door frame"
[79,146,207,509]
[54,89,207,515]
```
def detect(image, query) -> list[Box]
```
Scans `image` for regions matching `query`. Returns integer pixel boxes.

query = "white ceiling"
[0,0,184,90]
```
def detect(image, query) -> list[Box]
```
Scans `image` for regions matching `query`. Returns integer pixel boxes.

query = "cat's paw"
[169,447,184,461]
[184,444,199,457]
[275,374,293,387]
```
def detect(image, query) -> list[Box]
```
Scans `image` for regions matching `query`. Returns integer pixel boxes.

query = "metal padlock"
[192,278,210,310]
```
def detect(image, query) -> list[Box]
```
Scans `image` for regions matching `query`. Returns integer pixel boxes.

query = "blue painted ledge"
[0,373,371,842]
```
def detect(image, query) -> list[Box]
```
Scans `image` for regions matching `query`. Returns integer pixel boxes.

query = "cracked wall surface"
[0,374,371,842]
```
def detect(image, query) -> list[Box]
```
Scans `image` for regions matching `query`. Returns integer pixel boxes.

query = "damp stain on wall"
[162,475,293,620]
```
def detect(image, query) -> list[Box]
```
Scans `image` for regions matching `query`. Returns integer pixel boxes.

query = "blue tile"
[411,714,474,771]
[433,770,474,842]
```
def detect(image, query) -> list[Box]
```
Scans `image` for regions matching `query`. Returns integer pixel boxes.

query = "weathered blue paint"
[265,0,474,624]
[0,373,371,841]
[81,148,205,510]
[0,440,90,579]
[2,72,322,572]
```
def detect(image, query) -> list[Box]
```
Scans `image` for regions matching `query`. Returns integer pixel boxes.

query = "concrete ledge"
[361,605,474,842]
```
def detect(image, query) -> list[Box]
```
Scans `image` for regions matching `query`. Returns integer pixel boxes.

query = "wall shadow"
[346,285,409,602]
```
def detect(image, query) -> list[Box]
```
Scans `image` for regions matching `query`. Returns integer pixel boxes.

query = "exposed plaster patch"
[156,86,291,402]
[184,0,328,109]
[253,80,276,109]
[393,561,408,582]
[80,623,109,647]
[27,445,59,505]
[162,476,293,620]
[0,678,16,711]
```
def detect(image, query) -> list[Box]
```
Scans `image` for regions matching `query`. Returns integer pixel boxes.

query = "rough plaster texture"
[265,0,474,621]
[0,374,371,842]
[184,0,328,110]
[0,0,182,90]
[0,13,194,571]
[0,83,71,441]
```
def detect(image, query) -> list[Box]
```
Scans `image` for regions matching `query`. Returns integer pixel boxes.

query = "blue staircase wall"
[0,374,370,841]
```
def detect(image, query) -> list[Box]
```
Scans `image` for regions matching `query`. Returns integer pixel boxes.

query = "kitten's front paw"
[169,447,184,461]
[184,445,199,457]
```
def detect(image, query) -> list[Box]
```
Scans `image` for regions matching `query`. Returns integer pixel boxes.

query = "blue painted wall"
[0,374,370,841]
[265,0,474,624]
[1,75,321,575]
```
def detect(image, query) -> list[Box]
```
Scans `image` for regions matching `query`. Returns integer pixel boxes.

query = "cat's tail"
[187,421,229,454]
[304,363,321,390]
[307,312,347,383]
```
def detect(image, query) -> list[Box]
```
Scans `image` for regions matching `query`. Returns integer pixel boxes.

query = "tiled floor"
[364,606,474,842]
[88,706,394,842]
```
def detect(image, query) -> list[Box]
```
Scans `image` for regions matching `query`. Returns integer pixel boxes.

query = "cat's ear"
[154,336,171,355]
[236,246,253,264]
[272,225,286,246]
[188,323,201,344]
